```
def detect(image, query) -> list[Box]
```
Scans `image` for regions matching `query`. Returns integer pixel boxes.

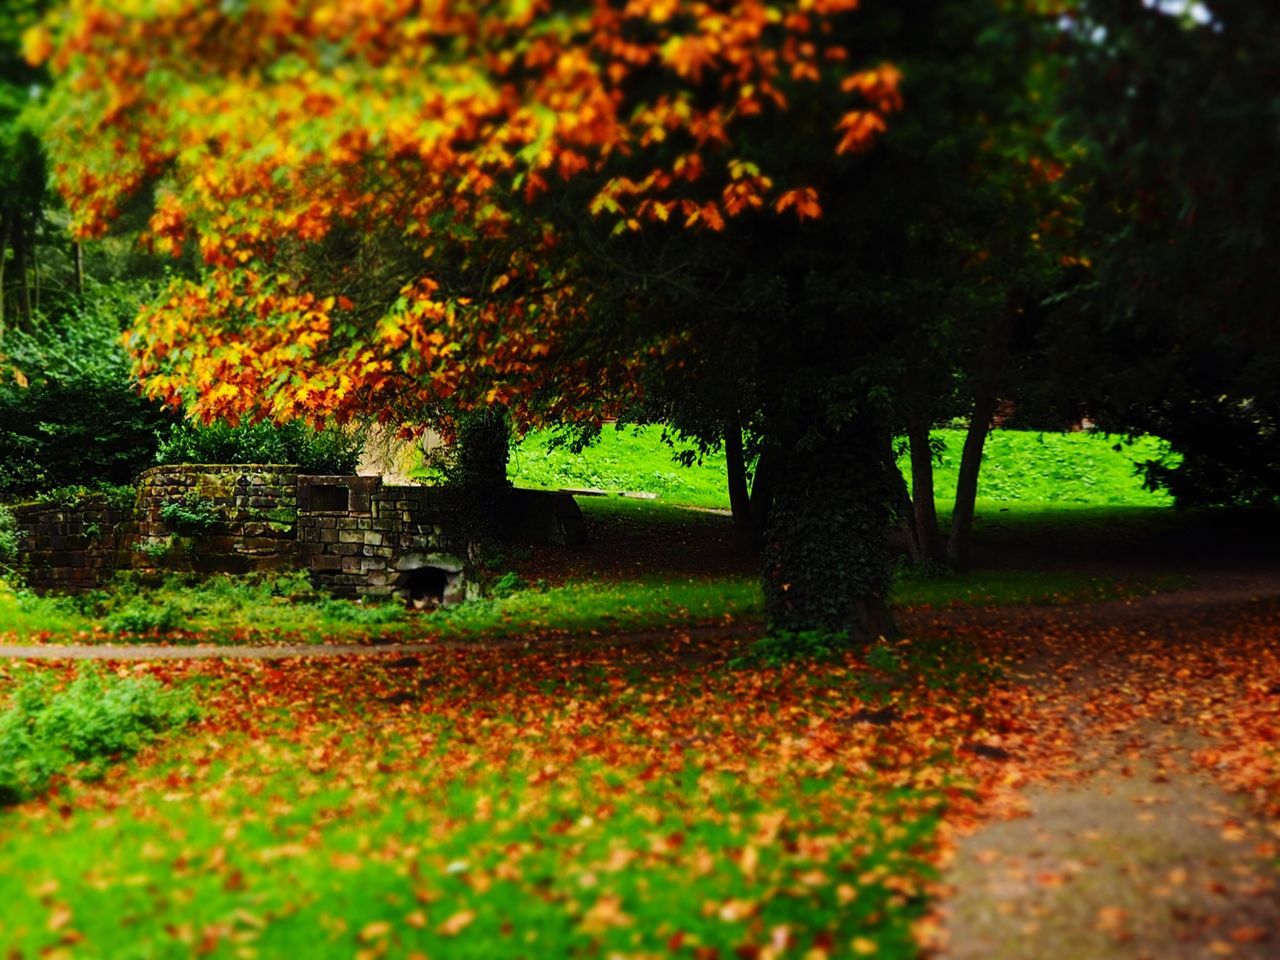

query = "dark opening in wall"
[309,484,349,512]
[402,566,450,610]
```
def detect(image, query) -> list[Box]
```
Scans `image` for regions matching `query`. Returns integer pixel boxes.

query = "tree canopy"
[30,0,904,434]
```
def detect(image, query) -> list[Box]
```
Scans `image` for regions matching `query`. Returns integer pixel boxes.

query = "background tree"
[1048,0,1280,508]
[0,0,52,334]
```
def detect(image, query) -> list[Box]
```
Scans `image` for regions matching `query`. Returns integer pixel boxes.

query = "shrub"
[0,505,17,571]
[317,598,407,627]
[0,282,176,498]
[0,665,197,804]
[735,629,851,667]
[30,482,137,512]
[156,419,365,474]
[159,494,220,534]
[103,597,184,635]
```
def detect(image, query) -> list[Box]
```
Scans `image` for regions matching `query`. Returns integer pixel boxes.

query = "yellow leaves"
[836,111,887,155]
[358,920,391,942]
[716,898,758,922]
[580,894,633,933]
[46,903,74,933]
[589,191,623,217]
[21,25,53,66]
[437,909,476,936]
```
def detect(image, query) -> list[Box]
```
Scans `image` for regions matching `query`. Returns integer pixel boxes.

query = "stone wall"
[12,465,585,597]
[132,465,299,575]
[297,477,464,598]
[11,497,135,593]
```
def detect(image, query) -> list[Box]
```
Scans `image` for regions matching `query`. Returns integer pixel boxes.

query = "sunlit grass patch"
[891,568,1190,609]
[509,426,1173,510]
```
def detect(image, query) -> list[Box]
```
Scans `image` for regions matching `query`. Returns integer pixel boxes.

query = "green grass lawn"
[0,561,1186,647]
[509,426,1172,510]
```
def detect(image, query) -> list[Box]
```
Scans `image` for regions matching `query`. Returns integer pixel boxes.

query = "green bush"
[317,598,407,627]
[0,282,176,498]
[30,483,137,512]
[159,494,220,534]
[0,665,197,803]
[103,597,184,636]
[0,506,17,571]
[156,419,365,474]
[735,629,852,667]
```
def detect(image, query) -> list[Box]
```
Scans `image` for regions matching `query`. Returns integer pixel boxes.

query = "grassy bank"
[510,426,1173,510]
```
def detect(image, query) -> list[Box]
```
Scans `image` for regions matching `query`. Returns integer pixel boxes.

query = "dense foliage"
[1052,0,1280,507]
[156,419,364,474]
[0,504,17,571]
[29,0,930,638]
[0,283,174,499]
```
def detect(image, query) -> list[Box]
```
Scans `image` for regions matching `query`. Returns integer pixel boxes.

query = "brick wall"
[11,497,135,593]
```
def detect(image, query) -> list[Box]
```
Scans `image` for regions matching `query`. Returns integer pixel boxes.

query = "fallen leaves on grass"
[0,632,1057,959]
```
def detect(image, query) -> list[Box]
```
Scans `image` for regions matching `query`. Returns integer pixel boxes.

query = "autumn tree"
[33,0,938,640]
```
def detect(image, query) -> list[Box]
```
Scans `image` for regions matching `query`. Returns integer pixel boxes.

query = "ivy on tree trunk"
[450,407,511,574]
[761,416,898,644]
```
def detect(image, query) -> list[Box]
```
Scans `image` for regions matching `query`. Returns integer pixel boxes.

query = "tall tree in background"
[1051,0,1280,507]
[0,1,51,335]
[837,0,1061,571]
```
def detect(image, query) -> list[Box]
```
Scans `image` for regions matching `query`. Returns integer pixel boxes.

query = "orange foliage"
[32,0,902,430]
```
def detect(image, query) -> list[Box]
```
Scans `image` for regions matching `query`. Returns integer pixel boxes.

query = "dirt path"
[936,576,1280,959]
[0,621,757,660]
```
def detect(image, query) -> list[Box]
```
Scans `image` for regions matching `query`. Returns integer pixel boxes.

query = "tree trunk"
[724,418,753,551]
[907,417,944,564]
[0,208,10,338]
[947,313,1012,571]
[896,465,922,562]
[947,396,996,571]
[73,240,85,298]
[452,407,511,576]
[747,446,776,554]
[761,417,898,644]
[31,230,39,315]
[12,211,31,329]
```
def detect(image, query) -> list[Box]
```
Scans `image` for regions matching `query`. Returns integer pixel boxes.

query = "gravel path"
[938,576,1280,959]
